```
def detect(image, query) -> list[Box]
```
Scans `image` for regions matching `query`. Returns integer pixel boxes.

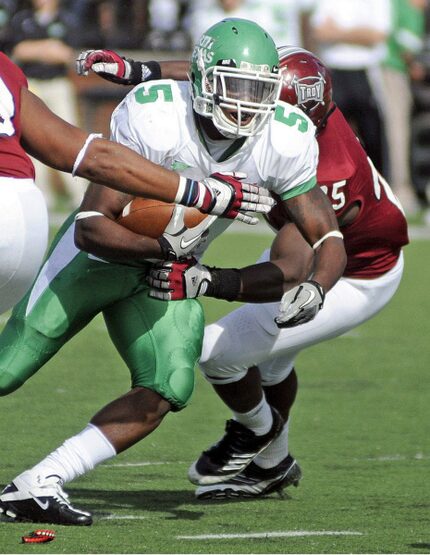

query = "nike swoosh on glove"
[275,280,325,328]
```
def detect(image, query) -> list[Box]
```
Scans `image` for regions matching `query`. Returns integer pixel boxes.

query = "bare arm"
[20,86,181,202]
[158,60,189,81]
[282,186,346,293]
[74,184,163,262]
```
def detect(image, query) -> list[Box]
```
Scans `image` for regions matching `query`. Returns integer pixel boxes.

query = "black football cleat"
[188,406,284,485]
[0,474,92,526]
[195,453,302,500]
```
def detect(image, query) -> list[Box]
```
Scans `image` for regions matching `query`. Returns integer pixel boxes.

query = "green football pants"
[0,215,204,409]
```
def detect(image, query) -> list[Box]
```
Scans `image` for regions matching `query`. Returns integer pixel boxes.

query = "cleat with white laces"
[195,454,302,500]
[188,406,284,485]
[0,473,92,526]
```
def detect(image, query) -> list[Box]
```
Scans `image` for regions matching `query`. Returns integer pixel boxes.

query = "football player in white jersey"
[0,19,345,525]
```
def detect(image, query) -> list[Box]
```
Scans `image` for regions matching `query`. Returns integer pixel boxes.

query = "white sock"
[254,419,290,469]
[19,424,116,485]
[233,395,273,436]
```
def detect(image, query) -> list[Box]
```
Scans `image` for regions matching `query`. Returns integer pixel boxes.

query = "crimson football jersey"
[0,52,35,179]
[267,107,409,278]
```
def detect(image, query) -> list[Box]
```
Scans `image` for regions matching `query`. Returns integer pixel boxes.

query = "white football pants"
[0,177,48,314]
[200,249,404,386]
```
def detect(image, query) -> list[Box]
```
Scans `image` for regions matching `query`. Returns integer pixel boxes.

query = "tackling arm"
[76,49,188,84]
[20,87,180,201]
[20,88,272,220]
[282,185,346,293]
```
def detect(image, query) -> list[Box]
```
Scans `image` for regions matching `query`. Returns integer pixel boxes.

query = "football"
[117,198,207,238]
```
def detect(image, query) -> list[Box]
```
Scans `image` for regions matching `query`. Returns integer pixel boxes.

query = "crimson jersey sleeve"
[0,52,35,179]
[266,107,408,278]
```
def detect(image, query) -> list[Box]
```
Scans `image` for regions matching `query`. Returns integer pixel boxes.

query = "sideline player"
[0,21,345,525]
[0,52,271,314]
[147,47,409,498]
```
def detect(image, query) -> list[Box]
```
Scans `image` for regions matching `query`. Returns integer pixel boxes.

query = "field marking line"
[102,461,184,467]
[355,453,427,462]
[177,530,363,540]
[99,514,146,520]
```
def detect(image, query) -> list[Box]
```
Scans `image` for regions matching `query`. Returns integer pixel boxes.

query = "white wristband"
[312,230,344,250]
[75,211,105,221]
[72,133,103,177]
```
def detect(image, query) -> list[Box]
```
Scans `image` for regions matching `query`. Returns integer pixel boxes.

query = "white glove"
[157,206,216,260]
[275,280,325,328]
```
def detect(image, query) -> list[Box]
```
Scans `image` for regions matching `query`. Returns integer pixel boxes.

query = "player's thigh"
[260,257,404,384]
[200,302,279,382]
[103,292,204,411]
[0,179,48,314]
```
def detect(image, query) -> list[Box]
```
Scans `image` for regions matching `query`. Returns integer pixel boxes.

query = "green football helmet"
[190,18,281,138]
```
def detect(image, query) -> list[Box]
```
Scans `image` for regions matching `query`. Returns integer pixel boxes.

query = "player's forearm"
[311,237,346,292]
[237,261,303,302]
[79,139,181,202]
[75,215,163,262]
[283,188,346,292]
[158,60,189,81]
[204,260,311,303]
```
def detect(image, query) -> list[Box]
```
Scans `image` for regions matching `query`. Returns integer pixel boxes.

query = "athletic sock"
[233,395,273,436]
[18,424,116,485]
[253,419,290,469]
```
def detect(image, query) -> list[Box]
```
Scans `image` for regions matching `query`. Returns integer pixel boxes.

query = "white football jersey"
[110,79,318,256]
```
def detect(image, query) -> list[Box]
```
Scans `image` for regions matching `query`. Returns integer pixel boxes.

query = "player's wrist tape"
[128,59,161,85]
[72,133,103,177]
[205,268,241,301]
[175,177,202,207]
[312,230,343,250]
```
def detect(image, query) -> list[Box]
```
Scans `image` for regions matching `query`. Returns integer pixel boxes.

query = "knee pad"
[199,322,248,385]
[259,361,295,387]
[154,361,196,411]
[199,358,248,385]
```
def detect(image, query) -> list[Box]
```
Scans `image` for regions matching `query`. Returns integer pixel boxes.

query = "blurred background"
[2,0,430,223]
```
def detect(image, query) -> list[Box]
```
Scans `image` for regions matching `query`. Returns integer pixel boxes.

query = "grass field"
[0,227,429,554]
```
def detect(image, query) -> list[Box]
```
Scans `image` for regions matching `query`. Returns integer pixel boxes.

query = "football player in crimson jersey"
[0,52,273,314]
[0,22,345,526]
[79,46,408,497]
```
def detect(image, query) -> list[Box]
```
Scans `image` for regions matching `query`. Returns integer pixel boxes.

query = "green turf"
[0,234,429,554]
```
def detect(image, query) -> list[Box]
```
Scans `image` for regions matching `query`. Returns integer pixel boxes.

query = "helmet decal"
[278,45,333,128]
[294,72,326,107]
[190,18,281,138]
